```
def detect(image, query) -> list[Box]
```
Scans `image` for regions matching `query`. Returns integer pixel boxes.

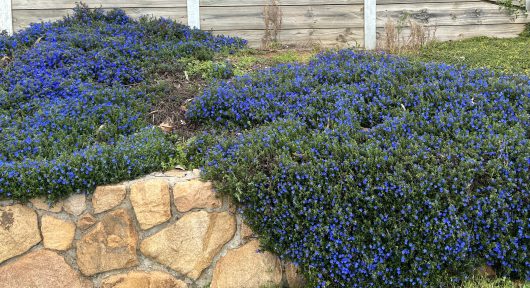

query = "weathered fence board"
[378,23,526,40]
[200,5,364,30]
[200,0,484,6]
[12,0,186,9]
[217,27,364,47]
[6,0,530,48]
[13,8,187,30]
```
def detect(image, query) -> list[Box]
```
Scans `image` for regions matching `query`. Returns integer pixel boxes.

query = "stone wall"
[0,169,305,288]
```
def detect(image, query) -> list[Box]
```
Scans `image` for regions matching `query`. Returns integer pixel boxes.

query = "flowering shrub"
[0,6,246,201]
[187,50,530,287]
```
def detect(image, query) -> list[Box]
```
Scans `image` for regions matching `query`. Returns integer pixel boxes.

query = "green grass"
[460,276,529,288]
[402,27,530,75]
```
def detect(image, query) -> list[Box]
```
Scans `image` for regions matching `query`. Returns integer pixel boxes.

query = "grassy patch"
[402,30,530,75]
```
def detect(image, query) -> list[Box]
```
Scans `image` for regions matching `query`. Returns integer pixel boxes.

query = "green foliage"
[521,23,530,38]
[460,276,529,288]
[0,6,245,201]
[406,36,530,75]
[186,50,530,287]
[181,58,234,80]
[497,0,528,16]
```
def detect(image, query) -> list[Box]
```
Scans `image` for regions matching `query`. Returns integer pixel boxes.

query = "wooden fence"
[1,0,529,49]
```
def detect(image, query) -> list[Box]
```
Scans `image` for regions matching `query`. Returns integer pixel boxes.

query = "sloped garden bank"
[1,6,529,288]
[185,50,530,287]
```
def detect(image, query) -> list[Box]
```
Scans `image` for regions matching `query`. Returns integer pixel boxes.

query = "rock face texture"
[77,213,97,230]
[76,209,139,276]
[30,197,62,212]
[101,271,188,288]
[141,211,236,280]
[285,262,306,288]
[0,249,90,288]
[211,240,283,288]
[130,179,171,230]
[172,179,222,212]
[0,171,302,287]
[92,184,126,213]
[0,204,41,263]
[64,193,87,216]
[41,215,76,250]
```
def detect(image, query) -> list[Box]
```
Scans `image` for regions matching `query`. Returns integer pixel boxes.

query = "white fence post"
[0,0,13,34]
[187,0,200,29]
[526,0,529,12]
[364,0,376,50]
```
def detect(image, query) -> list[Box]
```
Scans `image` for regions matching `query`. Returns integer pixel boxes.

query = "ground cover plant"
[403,24,530,75]
[185,50,530,287]
[0,5,245,201]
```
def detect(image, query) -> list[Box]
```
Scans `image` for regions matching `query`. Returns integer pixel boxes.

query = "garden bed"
[185,50,530,287]
[1,6,529,288]
[0,5,245,201]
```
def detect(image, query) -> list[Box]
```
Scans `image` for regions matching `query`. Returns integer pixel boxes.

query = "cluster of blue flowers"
[187,50,530,287]
[0,6,246,201]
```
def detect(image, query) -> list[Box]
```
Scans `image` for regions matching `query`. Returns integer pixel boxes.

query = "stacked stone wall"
[0,169,305,288]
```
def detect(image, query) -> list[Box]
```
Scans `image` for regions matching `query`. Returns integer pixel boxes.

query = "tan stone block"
[101,271,187,288]
[30,197,62,212]
[130,179,171,230]
[64,193,86,216]
[0,249,91,288]
[141,211,236,280]
[41,215,76,250]
[172,180,222,212]
[92,184,126,214]
[76,209,138,276]
[211,240,282,288]
[0,204,41,263]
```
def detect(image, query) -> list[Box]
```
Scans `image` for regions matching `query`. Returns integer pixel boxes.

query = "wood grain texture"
[200,0,483,7]
[376,23,526,43]
[376,2,528,27]
[214,27,364,48]
[218,22,526,48]
[9,0,530,49]
[200,5,364,30]
[13,8,186,30]
[199,3,525,31]
[12,0,187,10]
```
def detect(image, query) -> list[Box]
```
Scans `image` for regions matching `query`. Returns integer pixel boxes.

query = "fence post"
[526,0,529,12]
[187,0,200,29]
[364,0,376,50]
[0,0,13,34]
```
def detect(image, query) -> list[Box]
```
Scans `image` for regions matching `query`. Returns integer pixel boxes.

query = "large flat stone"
[41,215,76,251]
[172,180,222,212]
[64,193,87,216]
[0,249,91,288]
[76,209,139,276]
[101,271,187,288]
[140,211,236,280]
[130,179,171,230]
[0,204,41,263]
[92,184,127,214]
[30,197,62,212]
[211,240,282,288]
